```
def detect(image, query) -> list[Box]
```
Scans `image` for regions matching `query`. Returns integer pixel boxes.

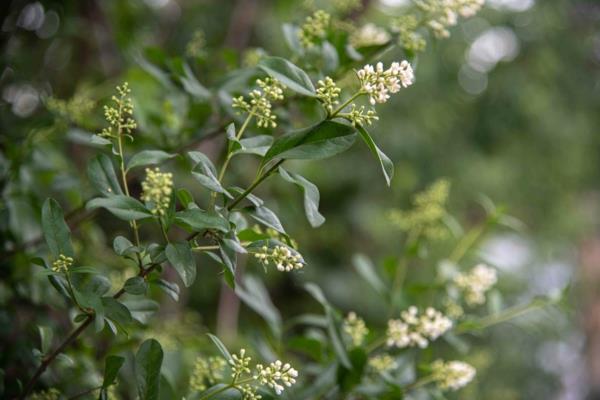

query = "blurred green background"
[1,0,598,398]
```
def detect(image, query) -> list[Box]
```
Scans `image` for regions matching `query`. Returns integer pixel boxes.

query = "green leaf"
[229,133,274,157]
[102,297,133,328]
[352,254,386,296]
[282,24,303,55]
[187,151,232,197]
[113,236,136,256]
[356,125,394,186]
[246,205,285,234]
[278,167,325,227]
[235,275,282,338]
[337,348,367,392]
[258,56,316,97]
[69,266,99,274]
[86,195,153,221]
[126,150,177,171]
[174,209,230,233]
[122,299,159,324]
[304,283,352,368]
[41,198,74,258]
[87,154,124,197]
[135,339,164,400]
[176,188,194,208]
[174,61,211,100]
[124,276,148,295]
[38,326,53,354]
[165,242,196,287]
[102,355,125,388]
[262,120,356,167]
[150,278,180,302]
[206,333,232,360]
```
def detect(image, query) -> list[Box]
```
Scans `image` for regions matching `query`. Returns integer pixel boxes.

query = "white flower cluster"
[350,23,390,48]
[386,306,452,348]
[368,354,398,373]
[431,359,476,391]
[254,360,299,395]
[140,167,173,216]
[356,61,414,105]
[416,0,485,38]
[454,264,497,306]
[52,254,73,273]
[343,312,369,347]
[254,245,304,272]
[232,78,286,128]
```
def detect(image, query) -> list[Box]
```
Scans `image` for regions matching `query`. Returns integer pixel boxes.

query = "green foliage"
[0,1,577,399]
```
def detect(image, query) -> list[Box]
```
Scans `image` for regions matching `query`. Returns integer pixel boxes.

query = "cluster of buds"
[46,89,95,126]
[298,10,330,48]
[389,179,450,240]
[253,245,304,272]
[29,388,61,400]
[391,15,426,53]
[386,306,452,349]
[140,167,173,217]
[431,359,476,391]
[350,23,390,48]
[99,82,136,139]
[52,254,73,273]
[454,264,498,306]
[229,349,252,376]
[316,77,341,113]
[342,312,369,347]
[186,29,206,58]
[332,0,362,14]
[189,356,227,392]
[240,384,262,400]
[368,354,398,373]
[232,78,286,128]
[346,104,379,126]
[357,61,414,105]
[416,0,485,39]
[254,360,299,395]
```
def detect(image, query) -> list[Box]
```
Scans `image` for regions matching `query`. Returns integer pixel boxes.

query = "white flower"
[454,264,497,306]
[254,360,298,395]
[431,359,476,391]
[350,23,390,48]
[386,306,452,349]
[356,61,414,105]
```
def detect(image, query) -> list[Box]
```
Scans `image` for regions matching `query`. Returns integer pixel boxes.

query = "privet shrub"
[2,1,562,399]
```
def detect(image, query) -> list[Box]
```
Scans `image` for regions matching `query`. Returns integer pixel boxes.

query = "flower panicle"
[298,10,331,48]
[454,263,497,306]
[386,306,452,349]
[232,78,286,128]
[254,245,304,272]
[99,82,137,139]
[140,167,173,217]
[52,254,73,273]
[343,312,369,347]
[356,61,415,105]
[431,359,476,391]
